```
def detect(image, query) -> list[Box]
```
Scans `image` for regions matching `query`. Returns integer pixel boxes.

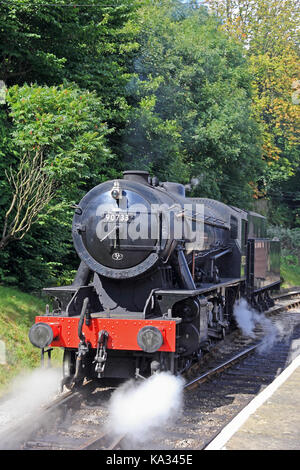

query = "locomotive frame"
[28,170,280,387]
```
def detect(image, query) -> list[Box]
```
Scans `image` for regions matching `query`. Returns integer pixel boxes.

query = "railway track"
[0,378,127,450]
[184,344,259,390]
[138,290,300,450]
[24,431,127,450]
[180,289,300,391]
[0,381,91,450]
[270,288,300,311]
[77,432,126,451]
[0,289,299,451]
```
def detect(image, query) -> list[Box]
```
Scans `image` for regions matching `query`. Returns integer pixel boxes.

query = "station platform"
[206,354,300,450]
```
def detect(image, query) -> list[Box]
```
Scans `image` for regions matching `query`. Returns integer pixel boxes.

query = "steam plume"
[0,367,61,432]
[106,372,185,444]
[233,298,288,353]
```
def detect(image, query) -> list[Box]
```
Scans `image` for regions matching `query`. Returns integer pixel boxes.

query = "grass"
[0,285,62,396]
[280,255,300,288]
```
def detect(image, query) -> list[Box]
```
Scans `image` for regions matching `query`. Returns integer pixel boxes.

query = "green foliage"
[267,225,300,257]
[280,255,300,288]
[267,168,300,228]
[0,0,141,156]
[0,82,116,289]
[0,0,296,293]
[121,93,187,181]
[267,225,300,287]
[0,1,139,90]
[267,201,295,228]
[205,0,300,224]
[121,1,263,207]
[6,83,113,187]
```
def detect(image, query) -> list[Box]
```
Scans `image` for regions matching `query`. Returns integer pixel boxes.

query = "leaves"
[121,1,262,206]
[0,0,298,290]
[206,0,300,206]
[6,83,113,188]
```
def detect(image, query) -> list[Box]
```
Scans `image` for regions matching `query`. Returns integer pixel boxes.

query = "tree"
[121,0,263,207]
[0,0,140,150]
[0,0,139,90]
[205,0,300,223]
[5,83,114,192]
[0,151,54,250]
[0,82,114,289]
[0,0,141,289]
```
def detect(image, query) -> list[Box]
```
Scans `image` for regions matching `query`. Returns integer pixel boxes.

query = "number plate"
[103,212,130,223]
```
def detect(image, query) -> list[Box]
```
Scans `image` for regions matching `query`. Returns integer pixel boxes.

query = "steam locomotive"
[29,170,280,387]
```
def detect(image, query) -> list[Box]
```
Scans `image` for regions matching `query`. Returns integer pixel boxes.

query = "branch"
[0,151,55,250]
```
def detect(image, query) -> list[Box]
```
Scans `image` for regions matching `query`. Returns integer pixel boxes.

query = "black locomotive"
[29,170,280,386]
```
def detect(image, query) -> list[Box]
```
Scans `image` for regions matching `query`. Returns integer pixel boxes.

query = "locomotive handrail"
[176,210,230,230]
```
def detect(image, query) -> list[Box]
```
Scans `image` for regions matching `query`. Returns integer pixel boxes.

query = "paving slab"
[205,355,300,450]
[225,365,300,450]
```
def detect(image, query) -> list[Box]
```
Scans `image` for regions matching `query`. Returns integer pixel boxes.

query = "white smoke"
[0,367,62,432]
[233,298,288,353]
[107,372,185,444]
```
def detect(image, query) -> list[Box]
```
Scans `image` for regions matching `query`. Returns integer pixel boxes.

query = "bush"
[0,82,116,290]
[267,226,300,257]
[267,225,300,287]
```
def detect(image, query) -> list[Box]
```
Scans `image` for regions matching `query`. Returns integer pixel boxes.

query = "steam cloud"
[0,367,62,435]
[233,298,288,353]
[107,372,185,444]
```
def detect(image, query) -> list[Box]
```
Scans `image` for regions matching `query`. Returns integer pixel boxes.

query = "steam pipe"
[78,297,89,342]
[72,261,91,287]
[174,247,196,290]
[210,248,232,279]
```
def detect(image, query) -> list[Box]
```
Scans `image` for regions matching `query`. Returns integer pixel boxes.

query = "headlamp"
[137,326,163,353]
[29,322,55,349]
